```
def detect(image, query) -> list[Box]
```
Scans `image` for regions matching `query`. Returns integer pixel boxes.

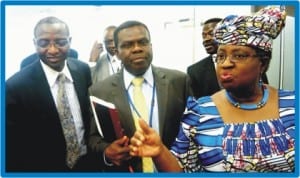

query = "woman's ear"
[260,55,271,73]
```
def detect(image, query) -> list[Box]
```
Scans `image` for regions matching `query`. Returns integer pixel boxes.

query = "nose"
[221,56,235,67]
[47,43,60,53]
[132,42,143,52]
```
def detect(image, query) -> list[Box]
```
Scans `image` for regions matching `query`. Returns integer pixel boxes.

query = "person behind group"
[130,6,295,172]
[6,16,101,171]
[89,20,192,172]
[20,48,78,70]
[89,25,121,83]
[187,17,268,99]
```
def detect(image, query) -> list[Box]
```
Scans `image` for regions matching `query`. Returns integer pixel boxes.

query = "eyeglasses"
[119,39,150,49]
[35,38,70,49]
[212,53,259,64]
[104,39,114,45]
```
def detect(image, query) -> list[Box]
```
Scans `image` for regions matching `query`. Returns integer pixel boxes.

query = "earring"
[258,72,263,87]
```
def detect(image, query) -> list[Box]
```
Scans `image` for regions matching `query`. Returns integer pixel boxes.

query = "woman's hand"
[130,119,183,172]
[129,119,163,158]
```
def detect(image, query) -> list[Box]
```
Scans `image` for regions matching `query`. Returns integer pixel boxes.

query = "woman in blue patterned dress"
[129,6,295,172]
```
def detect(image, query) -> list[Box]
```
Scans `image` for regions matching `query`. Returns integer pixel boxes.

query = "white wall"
[267,16,295,90]
[5,5,295,90]
[5,5,251,80]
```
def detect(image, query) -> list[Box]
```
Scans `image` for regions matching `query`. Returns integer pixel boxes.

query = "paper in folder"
[90,96,124,139]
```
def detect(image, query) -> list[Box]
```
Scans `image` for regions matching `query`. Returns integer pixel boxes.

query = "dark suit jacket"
[6,58,101,172]
[89,65,192,172]
[20,49,78,70]
[187,55,220,99]
[187,55,269,99]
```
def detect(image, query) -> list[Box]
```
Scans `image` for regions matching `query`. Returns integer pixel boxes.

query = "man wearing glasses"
[6,16,101,172]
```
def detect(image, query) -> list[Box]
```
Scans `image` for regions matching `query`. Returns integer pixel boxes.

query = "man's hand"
[104,136,131,166]
[89,41,103,62]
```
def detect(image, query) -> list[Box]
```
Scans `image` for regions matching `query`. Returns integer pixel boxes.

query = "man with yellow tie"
[89,20,192,172]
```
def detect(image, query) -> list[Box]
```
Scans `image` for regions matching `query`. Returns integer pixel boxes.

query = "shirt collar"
[107,53,114,61]
[123,65,154,90]
[40,60,73,88]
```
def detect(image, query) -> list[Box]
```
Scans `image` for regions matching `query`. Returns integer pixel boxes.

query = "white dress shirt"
[40,60,87,156]
[108,54,122,75]
[123,66,159,134]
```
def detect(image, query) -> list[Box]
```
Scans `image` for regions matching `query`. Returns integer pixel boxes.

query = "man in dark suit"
[20,48,78,70]
[187,18,268,99]
[89,20,192,172]
[6,16,100,172]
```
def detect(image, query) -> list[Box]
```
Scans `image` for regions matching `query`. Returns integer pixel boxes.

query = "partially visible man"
[89,26,121,83]
[6,16,100,172]
[89,20,192,172]
[187,18,268,99]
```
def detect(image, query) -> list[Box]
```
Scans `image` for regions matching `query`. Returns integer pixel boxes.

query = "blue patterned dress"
[170,90,295,172]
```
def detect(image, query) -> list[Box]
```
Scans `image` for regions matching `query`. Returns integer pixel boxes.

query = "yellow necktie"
[132,77,154,173]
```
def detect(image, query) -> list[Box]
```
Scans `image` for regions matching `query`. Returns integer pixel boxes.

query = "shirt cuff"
[103,152,114,166]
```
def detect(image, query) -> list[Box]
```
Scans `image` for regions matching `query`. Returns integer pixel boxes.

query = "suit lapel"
[110,72,137,137]
[205,56,220,90]
[100,55,110,79]
[152,66,168,136]
[67,59,90,129]
[31,61,62,124]
[67,60,83,103]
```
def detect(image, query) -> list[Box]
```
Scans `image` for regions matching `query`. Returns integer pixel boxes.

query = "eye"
[120,42,133,49]
[36,39,50,48]
[233,54,249,60]
[138,39,150,46]
[55,39,69,47]
[217,54,226,60]
[104,39,114,45]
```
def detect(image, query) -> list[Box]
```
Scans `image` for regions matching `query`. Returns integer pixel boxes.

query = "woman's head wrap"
[214,6,286,52]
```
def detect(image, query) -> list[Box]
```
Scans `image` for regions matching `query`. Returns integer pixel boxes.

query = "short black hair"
[34,16,69,37]
[104,25,117,33]
[203,18,222,25]
[114,20,151,48]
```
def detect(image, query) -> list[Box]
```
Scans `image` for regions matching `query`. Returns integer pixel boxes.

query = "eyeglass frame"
[34,37,71,49]
[119,38,151,50]
[212,53,261,64]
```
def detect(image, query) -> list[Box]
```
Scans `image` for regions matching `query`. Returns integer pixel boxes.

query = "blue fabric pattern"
[170,90,295,172]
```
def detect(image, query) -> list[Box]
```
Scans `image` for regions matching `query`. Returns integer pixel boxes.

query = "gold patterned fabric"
[214,6,286,52]
[56,73,80,169]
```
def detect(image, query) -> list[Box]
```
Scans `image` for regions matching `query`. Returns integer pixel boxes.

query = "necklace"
[225,85,269,110]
